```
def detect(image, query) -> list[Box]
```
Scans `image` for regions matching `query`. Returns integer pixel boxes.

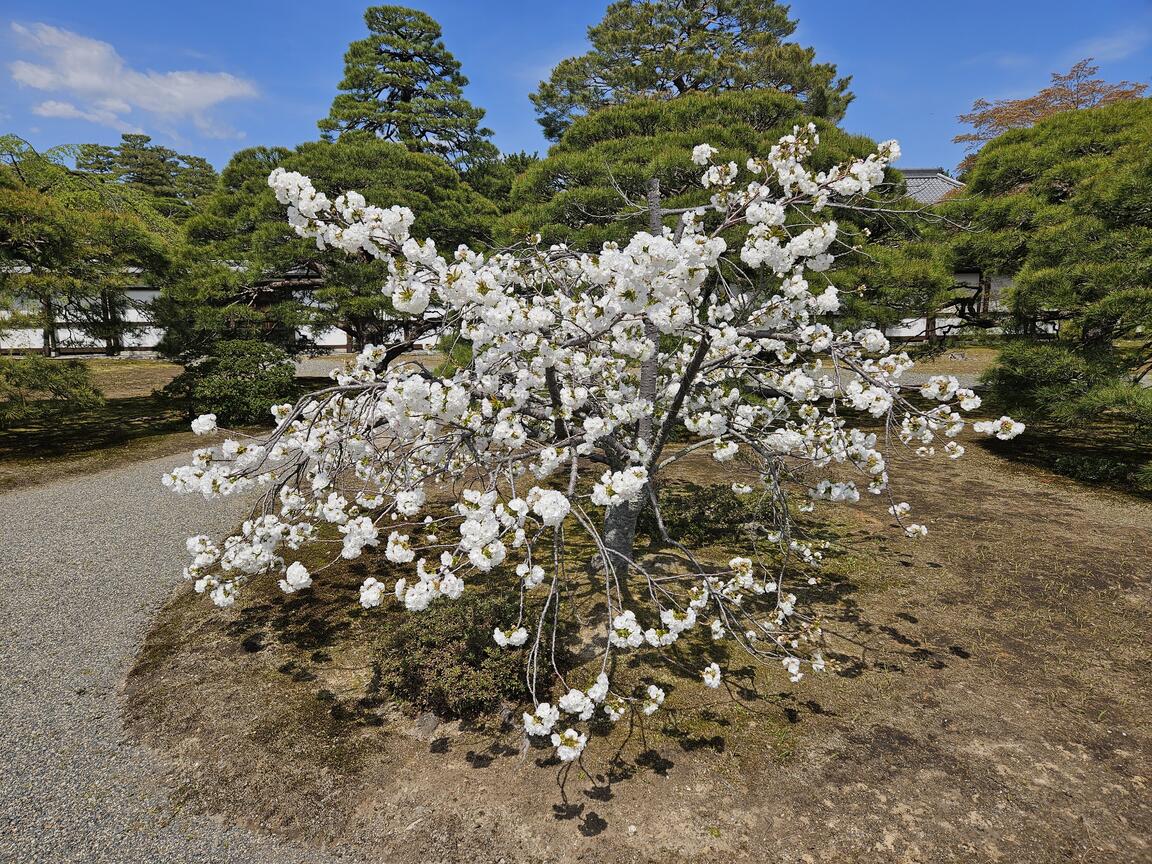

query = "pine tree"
[530,0,852,140]
[498,90,950,331]
[318,5,496,169]
[947,98,1152,401]
[168,134,498,357]
[76,133,218,221]
[945,98,1152,488]
[0,136,174,357]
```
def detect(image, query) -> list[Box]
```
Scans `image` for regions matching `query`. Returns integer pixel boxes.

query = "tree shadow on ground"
[0,394,186,459]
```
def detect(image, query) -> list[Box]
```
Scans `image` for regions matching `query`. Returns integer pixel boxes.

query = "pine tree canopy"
[498,90,950,329]
[530,0,853,141]
[946,98,1152,351]
[0,136,174,352]
[946,98,1152,429]
[318,5,497,169]
[168,134,497,356]
[75,133,218,222]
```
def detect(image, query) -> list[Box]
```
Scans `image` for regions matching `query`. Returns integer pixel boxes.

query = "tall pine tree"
[530,0,853,140]
[76,134,217,221]
[318,5,496,169]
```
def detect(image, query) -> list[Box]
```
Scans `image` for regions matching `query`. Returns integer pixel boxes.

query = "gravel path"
[0,453,347,863]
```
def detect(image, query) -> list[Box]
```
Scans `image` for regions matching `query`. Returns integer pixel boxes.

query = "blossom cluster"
[168,125,1022,763]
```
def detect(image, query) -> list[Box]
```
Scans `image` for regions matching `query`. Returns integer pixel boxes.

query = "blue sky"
[2,1,1150,171]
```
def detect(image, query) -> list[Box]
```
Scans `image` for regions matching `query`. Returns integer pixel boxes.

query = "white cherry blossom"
[168,127,1022,761]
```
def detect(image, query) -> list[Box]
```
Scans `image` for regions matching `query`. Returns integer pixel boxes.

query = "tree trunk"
[603,497,643,579]
[101,289,123,356]
[41,299,57,357]
[599,177,664,577]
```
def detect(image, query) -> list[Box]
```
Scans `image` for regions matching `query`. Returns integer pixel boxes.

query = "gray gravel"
[0,452,347,863]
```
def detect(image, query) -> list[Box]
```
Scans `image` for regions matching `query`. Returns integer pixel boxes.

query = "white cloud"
[1073,27,1151,63]
[8,22,257,137]
[31,98,142,133]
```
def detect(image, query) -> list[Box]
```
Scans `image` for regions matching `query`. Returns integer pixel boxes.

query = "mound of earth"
[126,444,1152,863]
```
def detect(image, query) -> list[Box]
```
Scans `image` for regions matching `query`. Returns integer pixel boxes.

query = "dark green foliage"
[1051,382,1152,431]
[980,341,1104,414]
[376,588,528,719]
[1048,453,1141,487]
[640,481,756,546]
[319,5,496,169]
[1135,462,1152,493]
[981,341,1152,496]
[983,343,1151,441]
[76,134,217,222]
[951,100,1152,468]
[0,355,103,427]
[531,0,852,140]
[163,135,497,358]
[461,151,541,213]
[832,238,956,333]
[500,91,867,249]
[161,340,295,426]
[948,99,1152,356]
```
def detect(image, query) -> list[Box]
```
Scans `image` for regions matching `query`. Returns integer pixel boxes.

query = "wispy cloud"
[1072,26,1151,62]
[31,98,143,133]
[7,22,257,138]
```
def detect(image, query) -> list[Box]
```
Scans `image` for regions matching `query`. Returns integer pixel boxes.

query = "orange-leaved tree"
[953,59,1147,172]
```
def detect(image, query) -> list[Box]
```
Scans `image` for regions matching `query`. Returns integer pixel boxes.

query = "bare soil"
[84,357,182,398]
[904,347,999,379]
[125,442,1151,864]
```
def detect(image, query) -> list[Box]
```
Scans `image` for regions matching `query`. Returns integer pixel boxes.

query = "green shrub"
[0,355,103,427]
[981,341,1102,415]
[1048,453,1134,485]
[376,588,529,719]
[1134,462,1152,493]
[163,340,296,426]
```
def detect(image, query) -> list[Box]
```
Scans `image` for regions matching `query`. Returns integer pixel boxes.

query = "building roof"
[901,168,965,205]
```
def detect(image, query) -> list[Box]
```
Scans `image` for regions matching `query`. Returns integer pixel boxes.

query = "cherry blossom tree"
[166,125,1022,764]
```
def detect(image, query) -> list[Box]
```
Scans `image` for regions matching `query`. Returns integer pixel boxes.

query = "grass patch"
[0,358,189,492]
[84,357,183,398]
[903,345,1000,378]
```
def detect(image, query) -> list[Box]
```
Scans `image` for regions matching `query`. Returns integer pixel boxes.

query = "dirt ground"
[84,357,182,398]
[125,439,1151,864]
[903,347,999,379]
